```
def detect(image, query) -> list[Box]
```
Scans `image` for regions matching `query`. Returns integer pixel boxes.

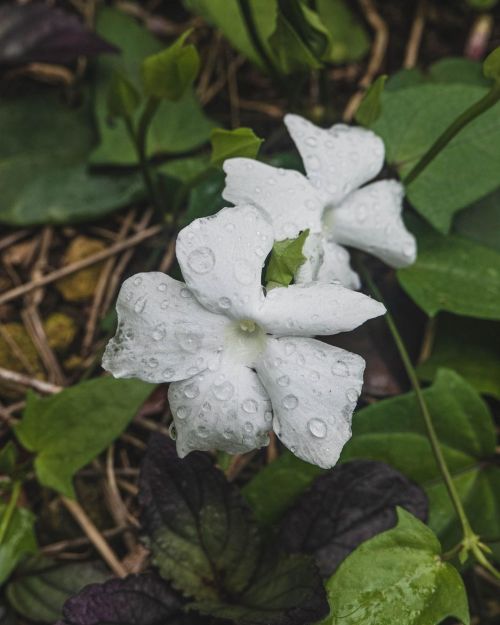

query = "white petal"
[256,337,365,468]
[284,114,385,205]
[176,205,272,318]
[256,282,385,336]
[102,273,228,383]
[327,180,417,268]
[169,360,271,457]
[294,232,323,283]
[222,158,323,240]
[316,237,361,290]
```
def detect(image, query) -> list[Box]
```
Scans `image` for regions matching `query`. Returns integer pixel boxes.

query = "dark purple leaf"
[279,460,428,577]
[139,434,329,625]
[56,574,185,625]
[0,4,117,65]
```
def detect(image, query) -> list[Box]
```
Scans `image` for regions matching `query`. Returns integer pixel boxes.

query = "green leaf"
[142,30,200,101]
[397,216,500,319]
[15,378,153,497]
[243,452,324,526]
[6,558,108,622]
[483,46,500,82]
[428,58,490,87]
[454,188,500,252]
[322,508,470,625]
[0,92,143,226]
[355,75,387,126]
[91,7,213,166]
[418,315,500,399]
[210,127,263,166]
[139,435,329,624]
[342,369,500,552]
[0,442,17,475]
[184,0,278,70]
[316,0,369,63]
[265,229,309,287]
[107,72,141,118]
[371,81,500,232]
[0,506,37,586]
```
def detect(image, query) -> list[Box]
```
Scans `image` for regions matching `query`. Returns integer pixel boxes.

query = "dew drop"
[180,288,193,299]
[184,383,200,399]
[198,425,209,438]
[176,406,188,420]
[264,410,273,422]
[134,296,147,314]
[160,299,169,310]
[168,422,177,440]
[277,375,290,387]
[152,324,166,341]
[308,418,327,439]
[244,421,254,433]
[223,429,233,439]
[187,247,216,274]
[306,136,318,147]
[282,394,298,410]
[309,370,320,382]
[157,282,168,292]
[218,296,232,309]
[162,367,175,379]
[147,357,159,369]
[346,387,359,403]
[242,398,258,413]
[284,342,296,356]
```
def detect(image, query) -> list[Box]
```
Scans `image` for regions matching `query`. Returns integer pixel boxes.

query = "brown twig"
[225,450,258,482]
[403,0,427,69]
[0,224,163,307]
[0,230,31,253]
[41,526,128,557]
[62,496,128,577]
[343,0,389,122]
[0,366,62,394]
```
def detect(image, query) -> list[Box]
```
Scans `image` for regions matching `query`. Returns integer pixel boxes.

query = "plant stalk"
[404,82,500,185]
[0,481,21,544]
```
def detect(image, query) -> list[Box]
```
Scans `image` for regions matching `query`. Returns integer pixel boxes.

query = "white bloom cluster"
[103,116,416,469]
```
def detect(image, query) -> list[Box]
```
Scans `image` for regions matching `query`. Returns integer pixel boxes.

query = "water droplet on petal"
[198,425,209,438]
[308,418,327,439]
[309,370,320,382]
[162,367,175,379]
[332,361,350,377]
[264,410,273,422]
[218,296,232,309]
[213,381,234,401]
[168,422,177,440]
[277,375,290,387]
[176,406,188,420]
[244,421,254,433]
[184,383,200,399]
[134,296,147,313]
[187,247,216,274]
[152,324,166,341]
[242,398,258,413]
[282,394,298,410]
[157,282,168,292]
[147,358,159,369]
[346,387,359,403]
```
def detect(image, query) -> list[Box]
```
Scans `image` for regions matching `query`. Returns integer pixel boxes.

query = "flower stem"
[359,263,500,576]
[0,481,21,545]
[124,96,162,214]
[404,83,500,185]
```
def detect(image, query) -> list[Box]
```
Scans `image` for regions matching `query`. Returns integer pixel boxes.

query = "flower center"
[224,319,267,366]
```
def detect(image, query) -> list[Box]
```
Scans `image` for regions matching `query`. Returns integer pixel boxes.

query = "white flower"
[222,114,417,289]
[102,205,385,468]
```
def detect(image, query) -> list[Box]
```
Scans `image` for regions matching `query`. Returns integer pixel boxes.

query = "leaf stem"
[124,96,162,213]
[0,481,21,544]
[358,263,500,576]
[404,83,500,185]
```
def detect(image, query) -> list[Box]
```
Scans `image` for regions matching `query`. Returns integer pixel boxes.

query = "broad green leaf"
[371,82,500,232]
[418,315,500,399]
[107,72,141,118]
[210,127,263,166]
[342,369,500,551]
[6,558,108,622]
[142,30,200,101]
[139,435,328,624]
[271,0,331,70]
[355,74,387,126]
[243,452,324,525]
[15,378,153,497]
[0,506,36,585]
[91,7,213,166]
[483,46,500,82]
[322,509,470,625]
[157,155,225,225]
[428,58,489,87]
[265,229,309,287]
[454,188,500,252]
[184,0,278,70]
[0,442,17,475]
[316,0,369,63]
[397,217,500,319]
[0,93,142,226]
